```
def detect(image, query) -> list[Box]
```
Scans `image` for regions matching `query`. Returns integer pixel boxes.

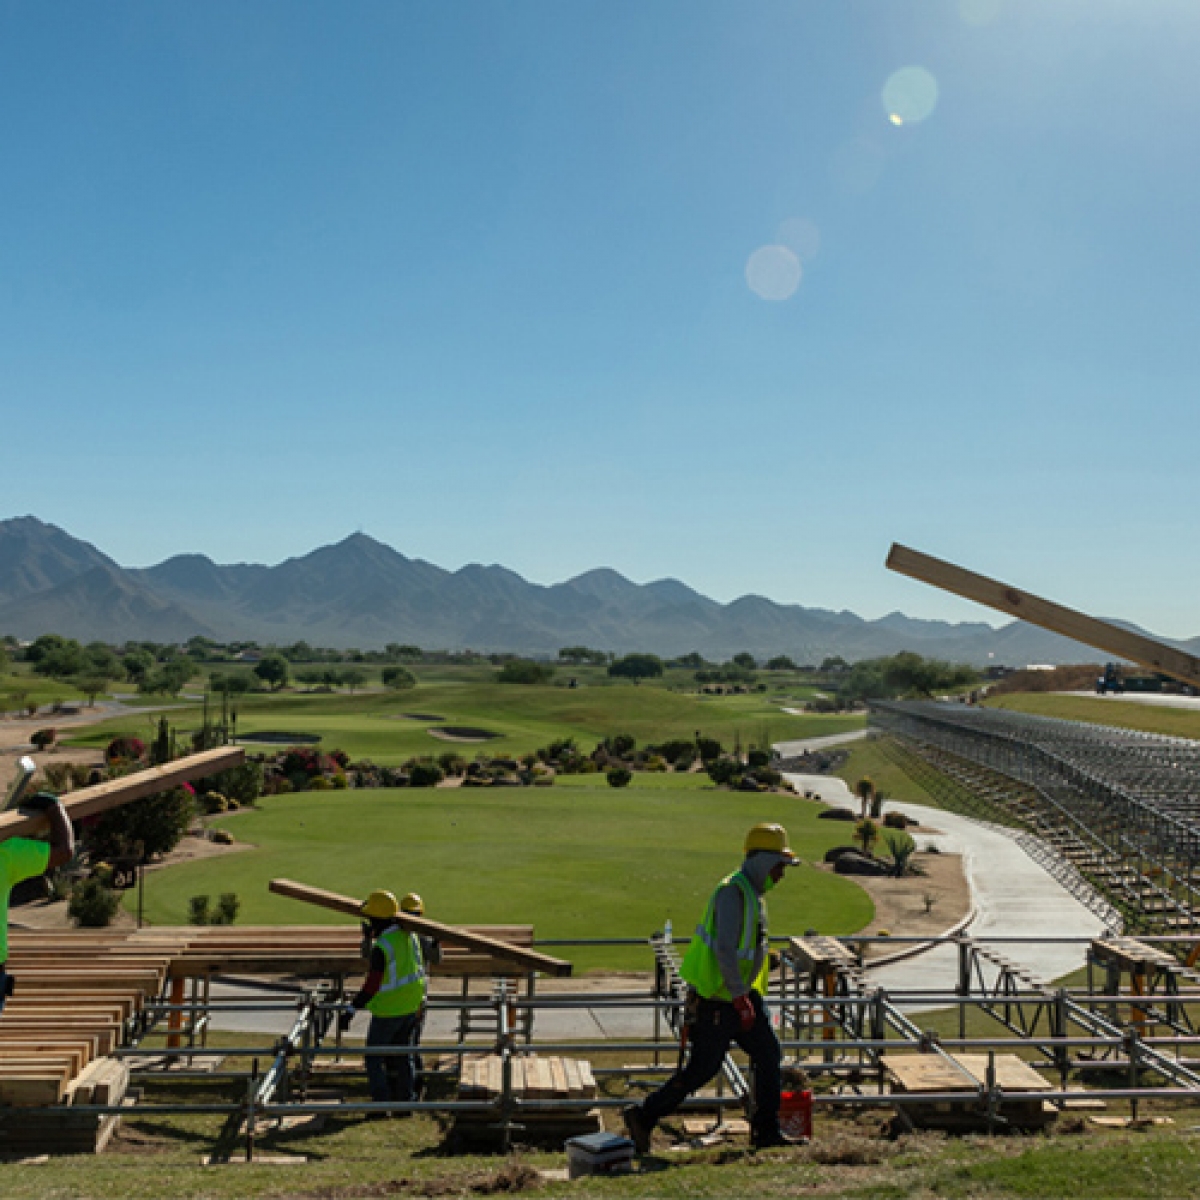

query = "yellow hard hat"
[360,889,400,920]
[745,822,799,863]
[400,892,424,916]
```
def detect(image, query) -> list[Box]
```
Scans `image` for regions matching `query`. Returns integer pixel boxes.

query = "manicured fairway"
[66,680,865,765]
[137,776,874,972]
[987,692,1200,740]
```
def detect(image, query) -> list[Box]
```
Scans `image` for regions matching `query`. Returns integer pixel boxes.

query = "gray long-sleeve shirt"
[712,852,781,1000]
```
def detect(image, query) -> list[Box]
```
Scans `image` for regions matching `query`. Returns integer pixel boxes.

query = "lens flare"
[745,245,802,302]
[881,66,939,126]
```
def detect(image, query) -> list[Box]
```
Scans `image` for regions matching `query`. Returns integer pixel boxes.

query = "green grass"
[2,1088,1198,1198]
[831,738,941,810]
[0,665,103,712]
[136,776,873,972]
[986,692,1200,741]
[64,680,865,766]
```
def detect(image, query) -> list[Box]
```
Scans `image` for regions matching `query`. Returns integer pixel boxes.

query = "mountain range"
[1,515,1191,666]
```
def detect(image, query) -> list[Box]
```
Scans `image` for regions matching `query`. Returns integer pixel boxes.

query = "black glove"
[19,791,61,813]
[337,1005,356,1032]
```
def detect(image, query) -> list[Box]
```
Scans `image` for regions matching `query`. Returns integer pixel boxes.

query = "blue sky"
[4,1,1200,637]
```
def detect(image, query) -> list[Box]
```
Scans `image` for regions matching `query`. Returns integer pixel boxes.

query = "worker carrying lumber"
[624,822,802,1153]
[340,888,431,1110]
[400,892,441,1097]
[1,792,74,1016]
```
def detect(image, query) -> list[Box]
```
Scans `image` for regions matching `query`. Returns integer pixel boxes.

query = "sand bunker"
[427,726,501,743]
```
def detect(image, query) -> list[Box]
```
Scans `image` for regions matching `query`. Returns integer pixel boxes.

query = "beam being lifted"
[0,747,246,843]
[268,877,573,977]
[886,543,1200,691]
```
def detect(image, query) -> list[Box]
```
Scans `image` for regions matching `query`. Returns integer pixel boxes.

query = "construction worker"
[624,822,801,1152]
[400,892,440,1097]
[1,792,74,1016]
[341,889,429,1110]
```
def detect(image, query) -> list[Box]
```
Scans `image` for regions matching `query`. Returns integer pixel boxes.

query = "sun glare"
[745,244,802,302]
[882,66,939,126]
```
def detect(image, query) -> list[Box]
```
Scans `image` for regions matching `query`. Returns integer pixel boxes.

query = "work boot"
[622,1105,653,1154]
[751,1127,805,1150]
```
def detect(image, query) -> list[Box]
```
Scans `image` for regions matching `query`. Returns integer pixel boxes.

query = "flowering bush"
[105,736,147,765]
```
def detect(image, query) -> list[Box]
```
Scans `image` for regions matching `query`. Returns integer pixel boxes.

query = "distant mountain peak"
[2,514,1187,666]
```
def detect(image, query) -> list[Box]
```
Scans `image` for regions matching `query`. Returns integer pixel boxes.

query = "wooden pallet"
[883,1053,1056,1131]
[454,1053,601,1144]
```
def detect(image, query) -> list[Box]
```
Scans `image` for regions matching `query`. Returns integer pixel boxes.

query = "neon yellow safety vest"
[680,870,770,1001]
[366,926,426,1018]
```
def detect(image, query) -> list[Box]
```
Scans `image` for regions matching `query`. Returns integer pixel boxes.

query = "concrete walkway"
[783,769,1108,995]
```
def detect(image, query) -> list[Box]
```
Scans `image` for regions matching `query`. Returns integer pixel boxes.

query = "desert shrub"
[201,792,228,815]
[30,728,56,751]
[750,767,783,788]
[654,739,695,764]
[600,733,636,758]
[69,763,96,789]
[695,736,722,762]
[706,757,741,786]
[606,767,632,788]
[883,829,917,876]
[883,811,909,829]
[87,785,195,862]
[39,762,74,792]
[213,893,240,926]
[409,762,445,788]
[643,755,668,772]
[69,877,120,928]
[211,829,234,845]
[332,772,348,789]
[188,895,211,925]
[203,761,264,805]
[309,776,332,791]
[747,748,771,769]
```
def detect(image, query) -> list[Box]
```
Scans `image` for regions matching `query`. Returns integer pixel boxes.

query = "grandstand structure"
[872,701,1200,934]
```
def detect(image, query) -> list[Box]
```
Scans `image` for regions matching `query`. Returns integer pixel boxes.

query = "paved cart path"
[781,768,1108,998]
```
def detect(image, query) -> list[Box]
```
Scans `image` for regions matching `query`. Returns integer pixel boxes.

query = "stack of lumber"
[455,1053,600,1144]
[882,1052,1056,1131]
[2,932,175,1112]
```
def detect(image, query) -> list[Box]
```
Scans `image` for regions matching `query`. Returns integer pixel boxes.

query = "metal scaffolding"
[871,701,1200,932]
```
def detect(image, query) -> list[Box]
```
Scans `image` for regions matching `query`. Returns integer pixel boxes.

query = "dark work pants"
[638,991,782,1141]
[365,1012,421,1103]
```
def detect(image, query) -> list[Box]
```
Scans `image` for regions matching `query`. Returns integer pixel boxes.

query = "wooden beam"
[885,543,1200,690]
[268,877,573,977]
[0,747,245,843]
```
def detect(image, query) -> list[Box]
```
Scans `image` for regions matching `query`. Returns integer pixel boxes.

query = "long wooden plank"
[886,543,1200,689]
[0,747,245,843]
[268,878,572,977]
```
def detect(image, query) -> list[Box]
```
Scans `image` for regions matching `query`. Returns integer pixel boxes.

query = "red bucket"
[779,1089,813,1141]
